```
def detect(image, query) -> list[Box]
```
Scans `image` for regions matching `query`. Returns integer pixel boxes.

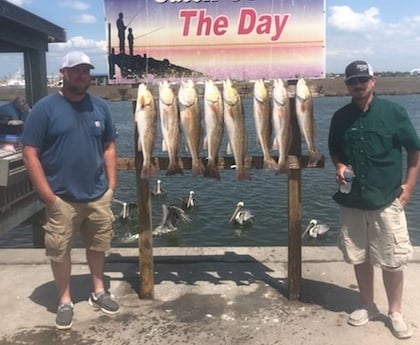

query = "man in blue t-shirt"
[22,51,119,330]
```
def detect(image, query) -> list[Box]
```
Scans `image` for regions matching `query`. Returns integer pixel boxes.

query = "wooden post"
[133,100,154,299]
[287,96,302,300]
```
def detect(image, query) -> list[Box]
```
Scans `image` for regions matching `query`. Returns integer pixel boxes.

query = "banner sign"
[104,0,325,84]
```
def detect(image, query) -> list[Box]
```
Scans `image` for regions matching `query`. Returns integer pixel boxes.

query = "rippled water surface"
[2,94,420,248]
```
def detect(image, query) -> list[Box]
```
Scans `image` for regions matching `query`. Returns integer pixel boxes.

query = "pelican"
[151,179,166,196]
[184,190,197,209]
[112,199,137,219]
[153,204,192,236]
[301,219,330,239]
[229,201,254,226]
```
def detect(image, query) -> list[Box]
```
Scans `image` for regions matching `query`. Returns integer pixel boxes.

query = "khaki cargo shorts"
[338,198,413,271]
[43,189,114,262]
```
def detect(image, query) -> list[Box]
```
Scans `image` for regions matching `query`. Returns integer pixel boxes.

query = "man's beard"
[64,80,89,95]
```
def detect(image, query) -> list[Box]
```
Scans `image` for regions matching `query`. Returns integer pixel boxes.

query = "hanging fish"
[178,79,205,176]
[159,80,183,175]
[223,79,250,181]
[134,83,157,179]
[253,79,276,170]
[203,80,224,180]
[295,79,323,165]
[271,79,291,173]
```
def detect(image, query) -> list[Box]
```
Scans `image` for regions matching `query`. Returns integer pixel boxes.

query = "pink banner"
[104,0,325,83]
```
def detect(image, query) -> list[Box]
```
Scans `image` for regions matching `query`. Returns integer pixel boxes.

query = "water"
[2,94,420,248]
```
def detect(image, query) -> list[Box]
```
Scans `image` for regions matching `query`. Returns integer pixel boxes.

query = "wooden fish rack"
[119,95,325,301]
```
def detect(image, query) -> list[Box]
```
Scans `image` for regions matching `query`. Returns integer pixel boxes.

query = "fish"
[223,79,250,181]
[178,79,205,176]
[153,204,192,236]
[159,80,183,175]
[253,80,277,170]
[134,83,157,179]
[295,79,323,165]
[301,219,330,239]
[271,79,291,173]
[203,79,224,180]
[229,201,254,226]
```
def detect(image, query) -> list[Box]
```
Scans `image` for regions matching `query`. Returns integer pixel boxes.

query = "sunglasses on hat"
[345,76,372,86]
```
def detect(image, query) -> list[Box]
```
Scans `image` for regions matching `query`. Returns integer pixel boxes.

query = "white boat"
[6,69,25,87]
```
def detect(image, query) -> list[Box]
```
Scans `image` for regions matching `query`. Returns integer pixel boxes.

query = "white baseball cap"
[61,51,95,69]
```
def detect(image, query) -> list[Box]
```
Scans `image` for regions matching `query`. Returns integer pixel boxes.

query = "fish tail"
[236,167,252,181]
[263,157,278,170]
[166,161,184,176]
[141,163,158,179]
[192,160,205,177]
[308,150,323,166]
[274,157,289,174]
[204,160,221,180]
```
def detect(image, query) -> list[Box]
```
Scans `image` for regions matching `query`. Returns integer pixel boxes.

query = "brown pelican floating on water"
[229,201,254,226]
[112,198,137,219]
[301,219,330,239]
[153,204,192,236]
[184,190,197,209]
[151,179,166,196]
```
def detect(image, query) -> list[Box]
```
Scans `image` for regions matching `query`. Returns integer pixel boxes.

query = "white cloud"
[75,14,97,24]
[328,6,381,32]
[59,0,90,11]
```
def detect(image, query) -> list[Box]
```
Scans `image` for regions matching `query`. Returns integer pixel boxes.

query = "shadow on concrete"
[105,251,361,315]
[29,274,114,313]
[300,278,359,313]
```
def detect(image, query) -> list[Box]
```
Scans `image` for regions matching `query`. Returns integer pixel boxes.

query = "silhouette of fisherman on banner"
[128,27,134,56]
[116,12,127,53]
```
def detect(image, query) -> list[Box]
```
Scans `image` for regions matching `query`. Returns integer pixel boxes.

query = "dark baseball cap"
[345,60,374,82]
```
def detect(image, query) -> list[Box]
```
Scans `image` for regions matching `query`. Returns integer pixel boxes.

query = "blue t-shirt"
[21,92,116,202]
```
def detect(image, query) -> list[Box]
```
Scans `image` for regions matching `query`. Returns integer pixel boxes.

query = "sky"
[1,0,420,79]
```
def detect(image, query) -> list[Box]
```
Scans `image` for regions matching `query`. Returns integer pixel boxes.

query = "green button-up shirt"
[328,96,420,210]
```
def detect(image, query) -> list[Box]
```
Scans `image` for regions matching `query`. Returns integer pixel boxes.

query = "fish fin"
[192,160,205,177]
[275,161,289,175]
[236,168,252,181]
[308,151,323,166]
[204,160,221,180]
[166,161,184,176]
[263,158,278,170]
[140,164,158,180]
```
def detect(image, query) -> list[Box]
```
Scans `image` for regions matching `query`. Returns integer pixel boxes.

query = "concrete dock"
[0,246,419,345]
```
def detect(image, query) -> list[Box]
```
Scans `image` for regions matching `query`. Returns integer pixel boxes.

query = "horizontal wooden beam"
[116,155,324,171]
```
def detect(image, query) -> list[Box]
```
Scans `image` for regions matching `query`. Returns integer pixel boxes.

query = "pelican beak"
[229,205,241,224]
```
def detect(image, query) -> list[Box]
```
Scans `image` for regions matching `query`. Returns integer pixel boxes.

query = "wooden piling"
[133,101,154,299]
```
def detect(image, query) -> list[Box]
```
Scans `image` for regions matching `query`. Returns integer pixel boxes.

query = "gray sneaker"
[55,302,74,330]
[88,291,120,315]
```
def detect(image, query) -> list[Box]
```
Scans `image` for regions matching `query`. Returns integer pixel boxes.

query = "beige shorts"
[338,198,413,271]
[43,189,115,262]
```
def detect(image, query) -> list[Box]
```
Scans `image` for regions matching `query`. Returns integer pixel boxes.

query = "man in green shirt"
[328,60,420,339]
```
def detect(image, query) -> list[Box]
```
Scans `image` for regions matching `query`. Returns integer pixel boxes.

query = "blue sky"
[1,0,420,78]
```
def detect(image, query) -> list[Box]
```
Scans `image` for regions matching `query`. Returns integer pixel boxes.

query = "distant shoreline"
[1,76,420,102]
